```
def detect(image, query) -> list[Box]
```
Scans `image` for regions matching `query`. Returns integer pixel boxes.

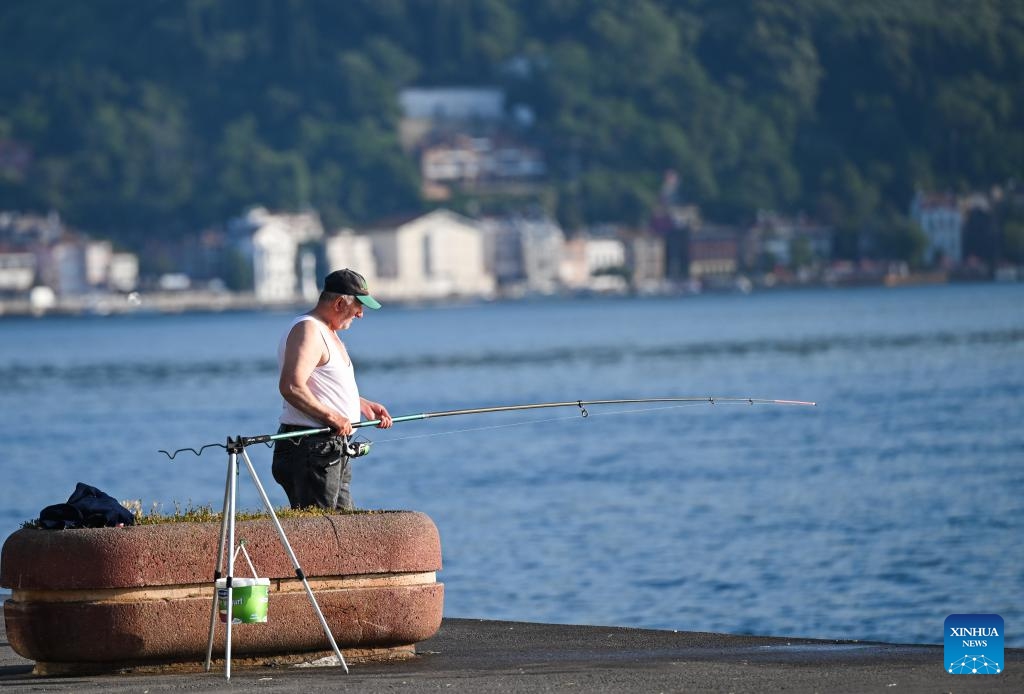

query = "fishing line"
[368,401,720,446]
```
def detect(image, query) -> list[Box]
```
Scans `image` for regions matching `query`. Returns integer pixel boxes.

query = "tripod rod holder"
[205,444,347,678]
[232,429,371,458]
[228,426,334,451]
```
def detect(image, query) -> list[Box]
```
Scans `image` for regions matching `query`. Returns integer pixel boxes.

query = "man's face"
[335,297,363,330]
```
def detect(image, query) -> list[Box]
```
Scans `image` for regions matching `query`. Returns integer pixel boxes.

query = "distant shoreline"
[1,274,1016,320]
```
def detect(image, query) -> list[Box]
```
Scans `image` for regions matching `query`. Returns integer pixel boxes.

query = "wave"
[2,327,1021,389]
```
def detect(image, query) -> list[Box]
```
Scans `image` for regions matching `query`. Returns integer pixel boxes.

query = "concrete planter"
[0,512,443,674]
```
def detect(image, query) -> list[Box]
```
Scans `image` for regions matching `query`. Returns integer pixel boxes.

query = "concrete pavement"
[3,611,1021,692]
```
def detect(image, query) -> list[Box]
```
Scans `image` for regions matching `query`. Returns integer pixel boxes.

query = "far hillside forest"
[1,0,1022,261]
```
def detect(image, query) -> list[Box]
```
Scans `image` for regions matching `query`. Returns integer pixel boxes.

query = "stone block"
[0,512,444,673]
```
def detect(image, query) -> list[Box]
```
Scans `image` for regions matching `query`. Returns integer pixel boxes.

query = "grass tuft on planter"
[21,500,397,528]
[125,500,368,525]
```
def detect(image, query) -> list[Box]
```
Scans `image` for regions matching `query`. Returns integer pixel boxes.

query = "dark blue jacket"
[38,482,135,529]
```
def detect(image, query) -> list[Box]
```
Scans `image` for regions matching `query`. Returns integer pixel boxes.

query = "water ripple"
[4,327,1021,389]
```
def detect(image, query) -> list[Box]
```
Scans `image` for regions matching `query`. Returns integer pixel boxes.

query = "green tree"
[0,0,1022,250]
[872,213,928,267]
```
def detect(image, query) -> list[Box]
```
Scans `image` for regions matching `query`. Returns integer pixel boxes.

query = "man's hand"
[362,399,393,429]
[324,410,353,437]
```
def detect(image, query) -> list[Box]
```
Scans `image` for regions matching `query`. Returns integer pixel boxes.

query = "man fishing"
[271,268,393,510]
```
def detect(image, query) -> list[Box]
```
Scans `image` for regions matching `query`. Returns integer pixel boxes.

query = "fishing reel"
[342,437,372,458]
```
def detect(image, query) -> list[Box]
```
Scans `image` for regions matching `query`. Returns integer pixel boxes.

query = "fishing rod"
[158,396,816,460]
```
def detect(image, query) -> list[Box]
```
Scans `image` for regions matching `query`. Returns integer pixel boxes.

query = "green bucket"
[216,577,270,624]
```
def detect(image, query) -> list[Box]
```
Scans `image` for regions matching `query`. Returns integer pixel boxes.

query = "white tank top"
[278,315,361,427]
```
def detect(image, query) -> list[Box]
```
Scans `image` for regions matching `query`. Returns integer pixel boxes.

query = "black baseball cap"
[323,269,381,309]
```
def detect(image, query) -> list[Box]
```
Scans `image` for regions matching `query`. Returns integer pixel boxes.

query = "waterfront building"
[363,209,495,301]
[744,210,834,278]
[559,229,629,293]
[325,230,378,286]
[0,251,35,293]
[85,241,139,292]
[650,171,701,281]
[585,235,627,274]
[689,225,740,280]
[480,214,564,296]
[910,191,963,265]
[252,222,298,302]
[0,211,139,297]
[228,207,324,302]
[624,231,667,293]
[37,239,88,296]
[0,210,63,247]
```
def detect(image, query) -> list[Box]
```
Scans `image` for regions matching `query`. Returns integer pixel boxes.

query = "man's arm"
[279,320,353,435]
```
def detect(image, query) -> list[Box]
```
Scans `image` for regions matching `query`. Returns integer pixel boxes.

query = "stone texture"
[1,512,441,590]
[4,584,443,664]
[0,512,444,669]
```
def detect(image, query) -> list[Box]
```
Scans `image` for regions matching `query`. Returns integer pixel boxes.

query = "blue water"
[2,283,1022,646]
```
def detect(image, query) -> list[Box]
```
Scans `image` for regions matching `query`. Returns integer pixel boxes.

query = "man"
[272,268,392,510]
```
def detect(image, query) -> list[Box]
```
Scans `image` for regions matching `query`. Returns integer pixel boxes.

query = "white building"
[365,209,495,301]
[325,230,378,285]
[229,207,324,302]
[585,237,626,274]
[559,237,589,290]
[910,191,963,265]
[559,232,628,293]
[0,251,36,292]
[480,215,564,295]
[85,241,113,287]
[626,233,667,292]
[251,223,299,302]
[421,136,545,183]
[37,240,88,296]
[399,87,506,122]
[107,253,138,292]
[399,87,507,152]
[0,210,63,246]
[83,240,139,292]
[746,211,833,270]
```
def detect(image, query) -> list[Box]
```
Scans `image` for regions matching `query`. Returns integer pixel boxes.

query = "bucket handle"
[232,540,261,579]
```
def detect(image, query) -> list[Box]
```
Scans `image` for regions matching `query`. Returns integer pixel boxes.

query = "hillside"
[1,0,1021,257]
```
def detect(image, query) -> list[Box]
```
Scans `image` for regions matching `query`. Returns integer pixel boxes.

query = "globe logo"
[944,614,1004,676]
[948,654,1001,674]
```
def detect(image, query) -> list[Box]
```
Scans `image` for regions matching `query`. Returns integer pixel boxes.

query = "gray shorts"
[271,425,353,511]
